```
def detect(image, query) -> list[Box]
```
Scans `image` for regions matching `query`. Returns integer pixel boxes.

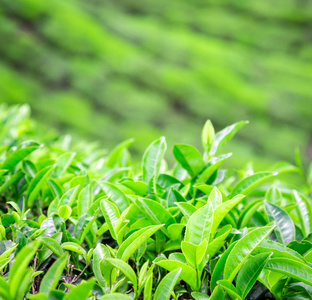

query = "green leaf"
[230,171,277,198]
[101,198,120,240]
[210,194,245,239]
[27,165,54,206]
[42,236,64,257]
[61,242,87,260]
[173,144,205,177]
[9,240,41,299]
[117,224,163,261]
[266,257,312,286]
[181,239,208,268]
[0,257,12,272]
[255,240,305,262]
[191,292,210,300]
[293,191,312,238]
[58,185,80,208]
[175,202,196,220]
[156,259,198,290]
[144,270,154,300]
[209,121,248,156]
[184,202,213,245]
[0,244,18,261]
[58,205,72,221]
[107,258,137,297]
[77,185,92,217]
[217,280,242,300]
[134,198,175,235]
[2,142,40,170]
[236,252,272,299]
[154,268,182,300]
[237,199,263,229]
[142,136,167,184]
[265,201,295,245]
[93,244,111,287]
[224,225,275,282]
[208,187,222,209]
[206,225,232,259]
[63,281,94,300]
[197,153,232,184]
[211,242,236,292]
[265,186,282,206]
[201,119,215,153]
[39,253,69,294]
[99,181,129,211]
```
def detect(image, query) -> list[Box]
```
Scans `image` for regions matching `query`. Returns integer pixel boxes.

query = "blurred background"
[0,0,312,169]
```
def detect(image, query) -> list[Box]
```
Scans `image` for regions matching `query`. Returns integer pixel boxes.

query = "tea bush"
[0,104,312,300]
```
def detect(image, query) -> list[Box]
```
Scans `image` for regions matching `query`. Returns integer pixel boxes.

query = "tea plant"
[0,105,312,300]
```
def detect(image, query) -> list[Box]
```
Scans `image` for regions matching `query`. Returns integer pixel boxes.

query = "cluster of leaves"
[1,105,312,300]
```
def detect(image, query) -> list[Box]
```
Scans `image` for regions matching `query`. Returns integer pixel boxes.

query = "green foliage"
[0,105,312,299]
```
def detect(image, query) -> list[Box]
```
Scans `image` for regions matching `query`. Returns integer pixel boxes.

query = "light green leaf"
[154,268,182,300]
[209,121,248,156]
[173,144,205,177]
[265,202,295,245]
[185,202,213,245]
[9,240,41,299]
[224,225,275,282]
[61,242,87,260]
[2,142,40,170]
[206,225,232,259]
[230,171,277,198]
[107,258,137,297]
[182,239,208,268]
[135,198,175,236]
[266,257,312,286]
[142,136,167,184]
[210,194,245,239]
[217,280,241,300]
[117,225,163,261]
[93,244,111,287]
[99,181,129,211]
[236,252,272,298]
[63,282,94,300]
[293,190,312,238]
[101,198,120,240]
[42,237,64,257]
[208,187,222,209]
[58,185,80,208]
[237,199,263,229]
[40,253,69,294]
[27,165,54,206]
[58,205,72,221]
[202,119,215,153]
[156,259,198,290]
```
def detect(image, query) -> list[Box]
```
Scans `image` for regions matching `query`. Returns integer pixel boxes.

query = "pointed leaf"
[236,252,272,298]
[154,268,182,300]
[230,172,277,198]
[265,202,295,245]
[40,253,69,294]
[142,137,166,184]
[173,144,205,177]
[185,202,213,245]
